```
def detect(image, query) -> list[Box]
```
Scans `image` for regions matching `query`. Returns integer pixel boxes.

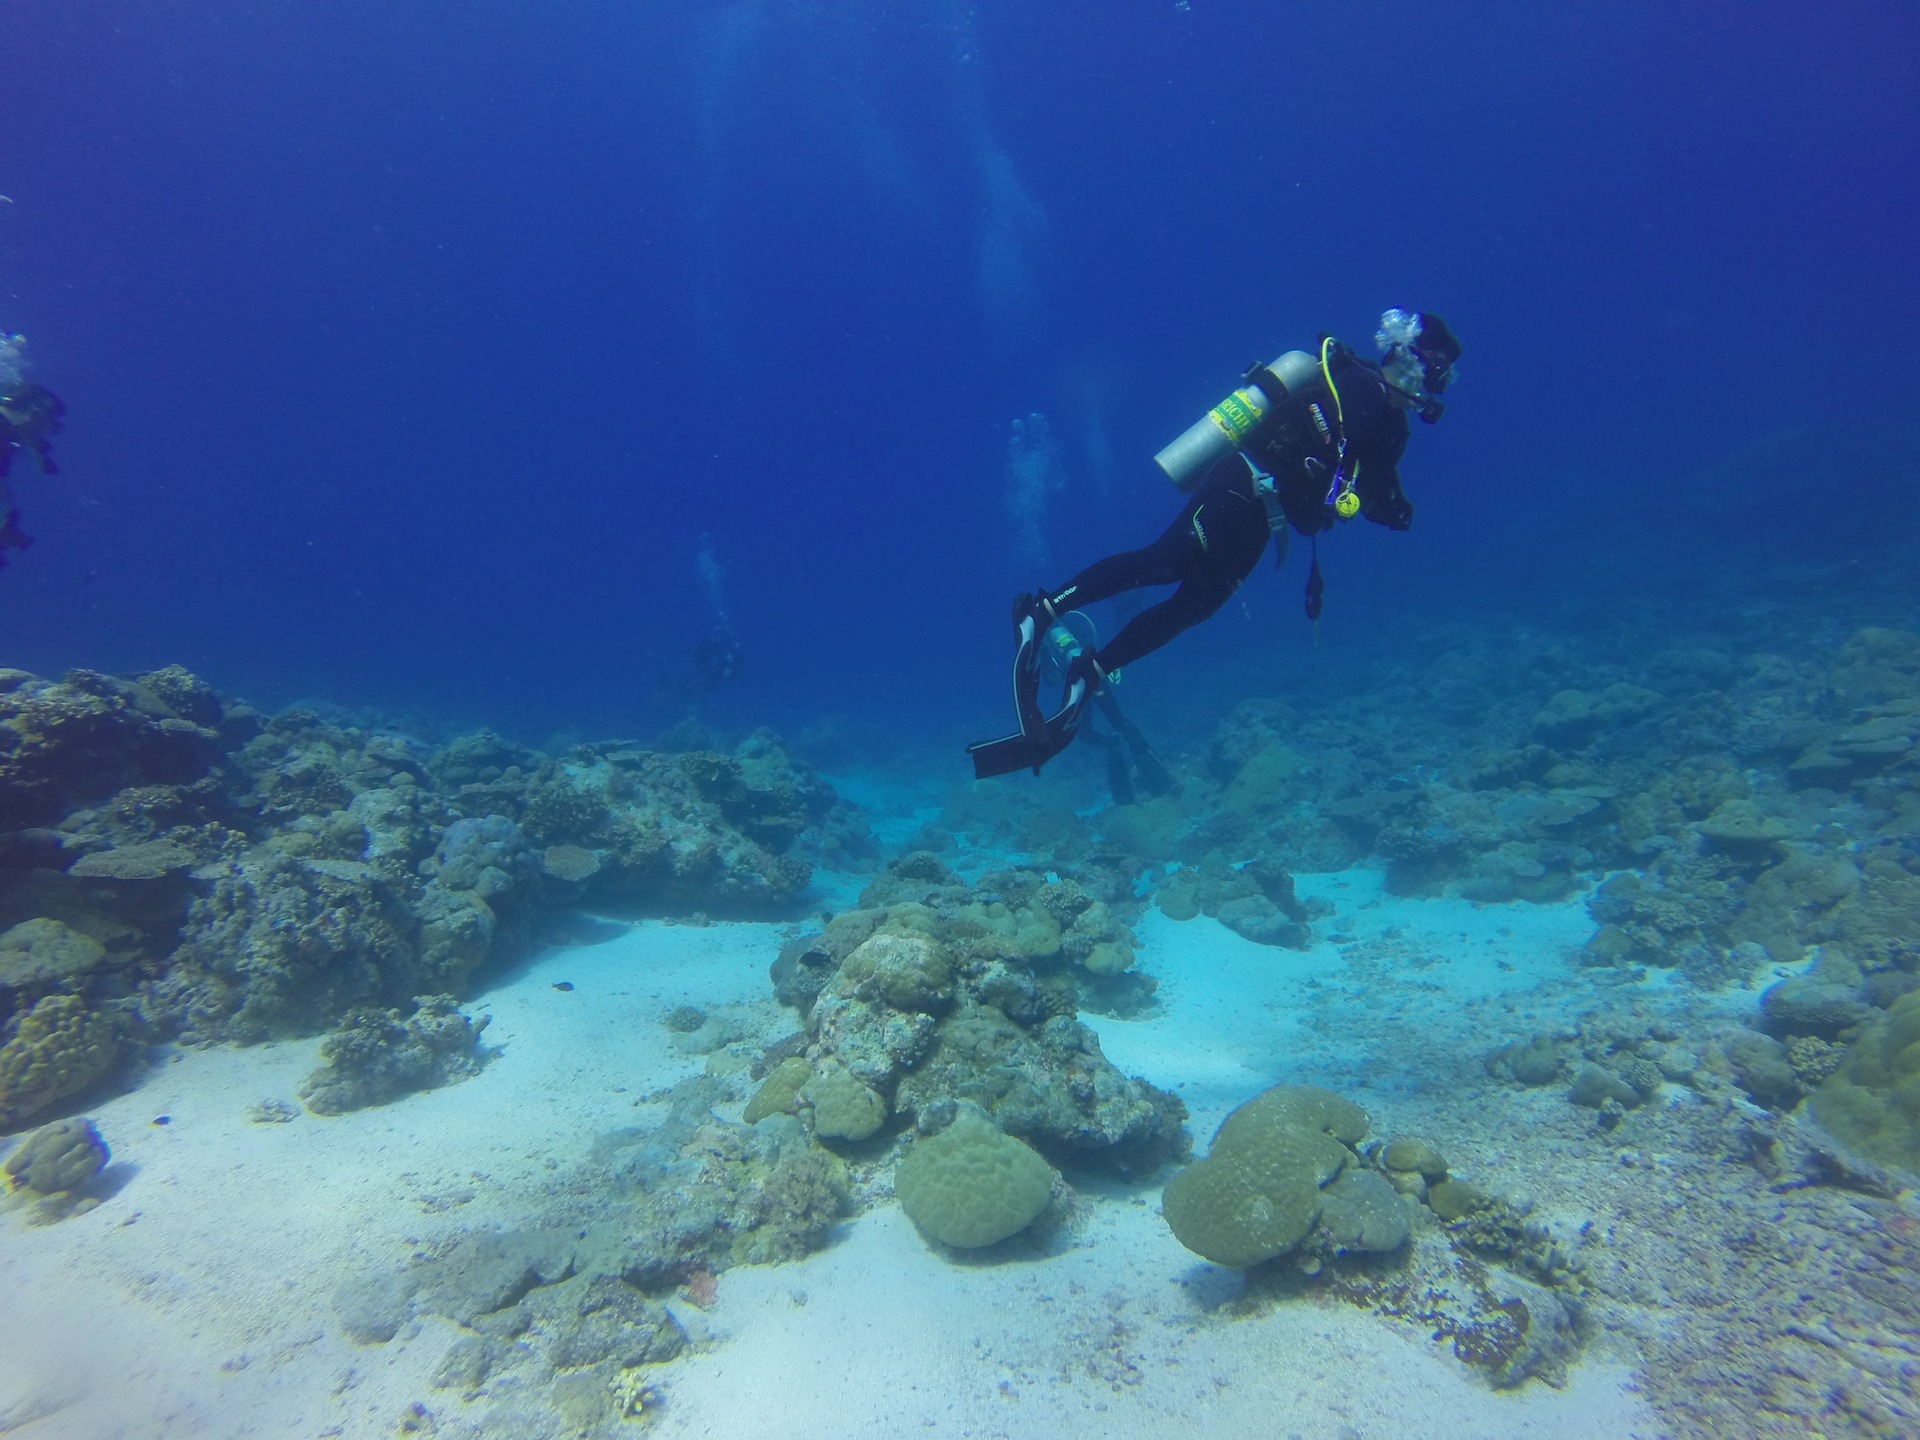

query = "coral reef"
[613,1110,849,1285]
[16,601,1920,1432]
[297,994,492,1116]
[1154,852,1323,948]
[0,663,873,1126]
[1162,1084,1591,1389]
[334,1072,851,1371]
[0,992,118,1128]
[1161,1084,1384,1268]
[3,1113,108,1194]
[325,1073,858,1438]
[157,850,423,1042]
[0,666,223,830]
[510,731,873,915]
[766,854,1187,1173]
[943,621,1920,1029]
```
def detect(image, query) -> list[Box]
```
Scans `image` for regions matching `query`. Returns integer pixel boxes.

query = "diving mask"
[1376,308,1461,422]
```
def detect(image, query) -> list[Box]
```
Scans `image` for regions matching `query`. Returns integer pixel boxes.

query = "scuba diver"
[969,309,1460,780]
[690,625,744,694]
[0,378,65,568]
[653,534,746,707]
[651,625,745,709]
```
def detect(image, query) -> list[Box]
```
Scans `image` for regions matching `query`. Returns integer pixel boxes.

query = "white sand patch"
[0,921,783,1440]
[1088,871,1599,1138]
[656,1198,1653,1440]
[1,899,1656,1439]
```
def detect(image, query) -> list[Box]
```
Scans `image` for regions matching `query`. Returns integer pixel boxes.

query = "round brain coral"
[1212,1084,1370,1151]
[743,1056,813,1125]
[1160,1083,1372,1268]
[1162,1150,1322,1266]
[896,1109,1056,1248]
[4,1115,109,1193]
[0,918,106,991]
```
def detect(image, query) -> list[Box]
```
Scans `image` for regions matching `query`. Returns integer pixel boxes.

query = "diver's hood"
[1376,309,1460,422]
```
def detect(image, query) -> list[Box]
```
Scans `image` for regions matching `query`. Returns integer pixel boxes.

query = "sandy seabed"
[0,872,1660,1439]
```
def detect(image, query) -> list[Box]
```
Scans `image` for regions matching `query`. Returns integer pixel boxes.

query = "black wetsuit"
[0,384,63,480]
[1041,349,1411,673]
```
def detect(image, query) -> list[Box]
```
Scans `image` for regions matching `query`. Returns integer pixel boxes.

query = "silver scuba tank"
[1153,350,1318,490]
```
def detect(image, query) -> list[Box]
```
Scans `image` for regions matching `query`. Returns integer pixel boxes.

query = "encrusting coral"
[0,993,117,1128]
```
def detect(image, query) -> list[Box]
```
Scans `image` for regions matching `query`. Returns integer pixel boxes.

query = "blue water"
[2,1,1915,748]
[9,11,1920,1434]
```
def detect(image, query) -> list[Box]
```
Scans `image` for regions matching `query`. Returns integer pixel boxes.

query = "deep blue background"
[2,1,1915,753]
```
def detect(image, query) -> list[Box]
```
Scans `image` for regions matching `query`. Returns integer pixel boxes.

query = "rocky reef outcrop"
[0,663,873,1130]
[748,852,1189,1177]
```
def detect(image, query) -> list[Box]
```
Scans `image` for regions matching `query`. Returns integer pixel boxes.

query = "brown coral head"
[541,844,602,883]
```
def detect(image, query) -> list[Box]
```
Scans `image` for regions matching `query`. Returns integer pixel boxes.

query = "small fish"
[1304,547,1325,622]
[552,981,575,992]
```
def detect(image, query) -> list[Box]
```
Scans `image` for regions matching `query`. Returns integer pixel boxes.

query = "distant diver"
[683,531,744,694]
[970,309,1460,779]
[649,625,746,710]
[0,332,66,569]
[690,625,744,694]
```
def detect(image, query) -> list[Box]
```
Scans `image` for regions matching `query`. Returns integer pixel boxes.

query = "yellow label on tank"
[1208,387,1265,444]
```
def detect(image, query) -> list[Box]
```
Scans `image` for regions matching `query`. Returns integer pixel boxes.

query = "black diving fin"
[968,603,1096,779]
[967,661,1092,778]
